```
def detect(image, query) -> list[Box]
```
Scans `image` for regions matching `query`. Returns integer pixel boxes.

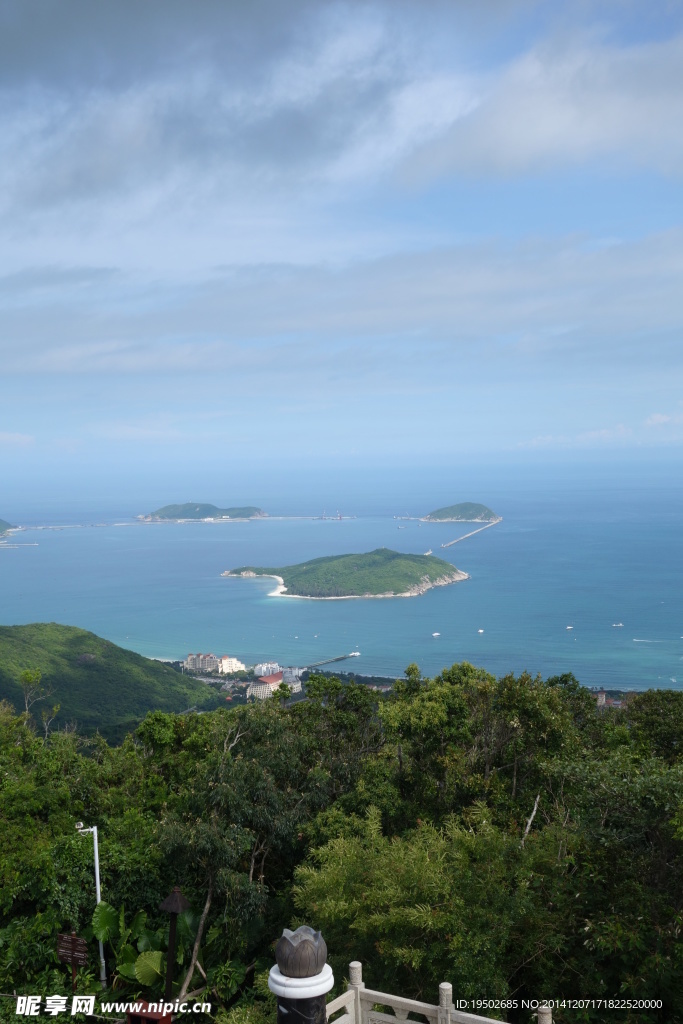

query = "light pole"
[75,822,107,989]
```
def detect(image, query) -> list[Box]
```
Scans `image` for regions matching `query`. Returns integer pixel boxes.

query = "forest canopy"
[1,665,682,1023]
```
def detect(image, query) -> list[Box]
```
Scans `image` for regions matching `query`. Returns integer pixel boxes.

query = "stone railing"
[328,960,552,1024]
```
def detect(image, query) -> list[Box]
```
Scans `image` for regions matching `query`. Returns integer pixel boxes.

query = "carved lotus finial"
[276,926,327,978]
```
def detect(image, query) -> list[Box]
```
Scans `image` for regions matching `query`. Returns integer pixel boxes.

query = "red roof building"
[259,672,284,688]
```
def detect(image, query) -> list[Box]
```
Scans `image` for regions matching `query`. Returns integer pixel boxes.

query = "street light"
[75,822,107,989]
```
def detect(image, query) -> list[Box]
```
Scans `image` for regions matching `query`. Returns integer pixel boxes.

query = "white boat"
[432,632,440,637]
[566,626,574,630]
[478,629,484,633]
[612,623,624,627]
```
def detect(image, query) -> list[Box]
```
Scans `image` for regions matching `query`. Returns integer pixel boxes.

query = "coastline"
[221,568,469,599]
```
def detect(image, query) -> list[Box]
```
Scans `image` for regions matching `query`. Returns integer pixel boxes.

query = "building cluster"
[184,653,246,674]
[184,650,308,700]
[184,651,304,700]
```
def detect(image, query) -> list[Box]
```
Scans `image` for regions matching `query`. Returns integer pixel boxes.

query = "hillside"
[144,503,266,520]
[224,547,467,598]
[423,501,499,522]
[0,623,221,740]
[0,519,15,536]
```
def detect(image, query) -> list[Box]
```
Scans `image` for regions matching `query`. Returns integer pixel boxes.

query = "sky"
[1,0,683,508]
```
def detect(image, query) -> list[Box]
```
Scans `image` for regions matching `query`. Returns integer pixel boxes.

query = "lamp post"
[75,822,107,989]
[268,927,333,1024]
[159,886,191,999]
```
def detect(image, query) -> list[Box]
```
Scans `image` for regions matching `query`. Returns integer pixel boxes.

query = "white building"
[219,656,246,674]
[247,680,282,700]
[282,667,303,693]
[254,661,280,676]
[247,671,285,700]
[184,653,220,672]
[246,682,273,700]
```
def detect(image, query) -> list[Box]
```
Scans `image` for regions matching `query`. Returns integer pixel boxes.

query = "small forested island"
[423,501,499,522]
[0,518,15,536]
[223,547,468,598]
[142,502,267,521]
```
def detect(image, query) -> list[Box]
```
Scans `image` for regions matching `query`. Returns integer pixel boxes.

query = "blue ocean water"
[1,485,681,690]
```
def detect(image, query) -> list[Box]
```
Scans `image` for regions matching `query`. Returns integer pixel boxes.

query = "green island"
[0,623,220,740]
[0,518,15,536]
[223,547,467,598]
[142,502,266,521]
[423,501,499,522]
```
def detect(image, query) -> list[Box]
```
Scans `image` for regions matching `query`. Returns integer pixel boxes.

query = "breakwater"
[441,519,501,548]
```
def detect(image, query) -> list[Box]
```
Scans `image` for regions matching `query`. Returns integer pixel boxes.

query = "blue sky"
[1,0,682,506]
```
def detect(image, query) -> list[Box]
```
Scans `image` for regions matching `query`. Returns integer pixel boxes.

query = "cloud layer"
[1,0,682,473]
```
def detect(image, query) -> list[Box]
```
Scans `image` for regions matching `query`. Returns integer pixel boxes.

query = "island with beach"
[222,547,468,598]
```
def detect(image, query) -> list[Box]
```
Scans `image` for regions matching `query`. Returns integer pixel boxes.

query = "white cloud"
[96,420,189,443]
[645,408,683,427]
[519,424,633,449]
[405,32,683,180]
[0,432,33,446]
[1,3,682,461]
[1,230,683,380]
[8,13,683,233]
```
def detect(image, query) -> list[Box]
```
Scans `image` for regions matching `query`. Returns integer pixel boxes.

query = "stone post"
[537,1005,552,1024]
[348,961,364,1024]
[269,927,334,1024]
[437,982,452,1024]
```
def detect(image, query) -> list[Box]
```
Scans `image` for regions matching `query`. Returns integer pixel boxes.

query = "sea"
[1,474,682,691]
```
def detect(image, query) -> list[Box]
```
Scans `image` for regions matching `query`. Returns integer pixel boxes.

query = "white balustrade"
[326,961,551,1024]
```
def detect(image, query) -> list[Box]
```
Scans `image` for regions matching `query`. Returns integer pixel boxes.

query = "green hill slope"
[0,519,15,536]
[225,548,467,598]
[0,623,221,740]
[146,503,265,520]
[423,502,499,522]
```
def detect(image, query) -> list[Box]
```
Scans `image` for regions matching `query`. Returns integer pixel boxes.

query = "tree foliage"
[0,666,682,1023]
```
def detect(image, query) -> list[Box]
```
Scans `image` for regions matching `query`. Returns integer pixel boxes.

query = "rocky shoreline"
[221,568,469,599]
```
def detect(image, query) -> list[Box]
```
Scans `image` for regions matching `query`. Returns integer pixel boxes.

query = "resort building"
[247,671,284,700]
[219,656,246,674]
[254,661,281,676]
[246,682,273,700]
[282,667,303,693]
[184,653,220,672]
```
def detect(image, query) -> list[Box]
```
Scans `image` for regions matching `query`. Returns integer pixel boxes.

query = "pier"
[304,653,360,669]
[441,518,501,548]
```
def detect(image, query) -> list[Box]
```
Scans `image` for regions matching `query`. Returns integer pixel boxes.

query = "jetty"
[441,518,501,548]
[305,653,360,669]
